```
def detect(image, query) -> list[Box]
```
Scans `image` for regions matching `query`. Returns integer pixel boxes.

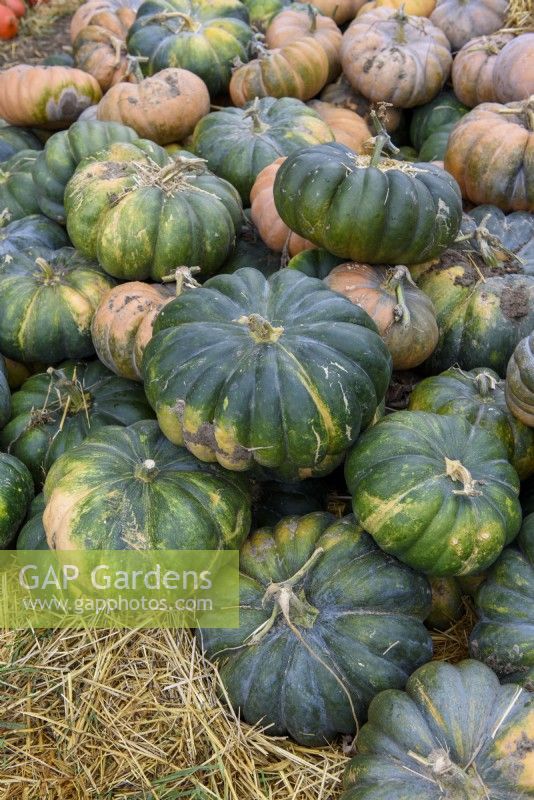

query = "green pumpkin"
[251,476,328,528]
[396,145,419,162]
[468,204,534,271]
[340,659,533,800]
[0,150,41,227]
[273,142,462,264]
[345,410,521,576]
[409,90,468,152]
[409,367,534,479]
[43,419,251,550]
[65,141,242,280]
[0,354,11,431]
[0,248,115,363]
[33,120,138,224]
[470,513,534,690]
[127,0,253,96]
[143,267,392,479]
[42,54,75,67]
[287,247,344,279]
[0,452,34,548]
[0,126,42,163]
[220,210,281,276]
[0,360,154,487]
[198,512,432,746]
[417,123,455,162]
[192,97,333,204]
[0,214,69,258]
[16,493,48,550]
[241,0,288,29]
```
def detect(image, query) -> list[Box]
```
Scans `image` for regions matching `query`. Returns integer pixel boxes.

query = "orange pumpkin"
[320,74,402,132]
[341,8,452,108]
[311,0,366,24]
[430,0,507,52]
[307,100,372,151]
[70,0,140,42]
[73,23,134,92]
[357,0,436,17]
[96,68,210,145]
[265,5,342,81]
[0,4,17,38]
[452,33,513,107]
[494,34,534,103]
[0,66,102,129]
[1,0,25,18]
[250,158,315,256]
[324,263,439,369]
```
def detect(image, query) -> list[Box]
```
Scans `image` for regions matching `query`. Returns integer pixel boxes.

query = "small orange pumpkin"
[452,33,513,107]
[311,0,366,24]
[307,100,372,151]
[70,0,141,42]
[0,4,18,38]
[430,0,508,52]
[73,23,134,92]
[494,34,534,103]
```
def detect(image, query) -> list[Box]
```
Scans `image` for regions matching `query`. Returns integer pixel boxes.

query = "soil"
[0,12,73,70]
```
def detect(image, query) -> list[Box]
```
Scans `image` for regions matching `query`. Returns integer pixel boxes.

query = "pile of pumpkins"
[0,0,533,795]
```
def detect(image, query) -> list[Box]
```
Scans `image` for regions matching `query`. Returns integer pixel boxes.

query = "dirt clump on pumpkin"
[500,284,531,319]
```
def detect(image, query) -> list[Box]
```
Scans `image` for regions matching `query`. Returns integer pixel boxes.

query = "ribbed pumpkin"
[126,0,253,96]
[409,367,534,479]
[357,0,436,16]
[96,68,210,145]
[273,142,462,264]
[345,410,521,576]
[0,248,116,363]
[0,215,69,258]
[73,22,134,92]
[452,33,513,107]
[70,0,142,41]
[241,0,290,30]
[409,90,468,151]
[320,74,402,133]
[470,513,534,690]
[33,120,138,224]
[0,355,11,430]
[16,493,48,550]
[430,0,508,51]
[0,360,154,486]
[0,150,40,226]
[191,97,334,204]
[324,264,439,370]
[0,65,102,129]
[307,100,371,152]
[494,33,534,103]
[341,8,452,108]
[311,0,364,23]
[198,512,432,745]
[340,660,533,800]
[506,332,534,426]
[444,98,534,212]
[143,268,392,479]
[0,453,34,548]
[287,248,344,278]
[64,141,242,280]
[43,419,251,550]
[0,124,42,162]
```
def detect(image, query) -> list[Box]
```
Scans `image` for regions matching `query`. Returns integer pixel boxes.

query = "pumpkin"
[0,453,34,548]
[430,0,508,52]
[494,33,534,103]
[220,209,281,276]
[229,38,330,106]
[409,89,468,151]
[273,142,462,264]
[265,4,342,82]
[340,659,533,800]
[16,494,48,550]
[416,123,456,161]
[0,354,11,430]
[324,263,439,370]
[191,96,334,205]
[42,419,251,550]
[452,33,513,107]
[345,410,521,576]
[470,513,534,689]
[42,54,76,67]
[307,100,371,152]
[126,0,253,96]
[250,158,315,255]
[444,98,534,212]
[341,9,452,109]
[143,267,392,479]
[96,68,210,146]
[425,577,464,629]
[409,367,534,479]
[0,360,154,486]
[33,120,138,224]
[198,512,432,745]
[251,477,328,528]
[320,74,402,133]
[467,204,534,270]
[73,23,135,92]
[0,66,102,130]
[64,141,242,280]
[91,280,175,381]
[0,125,42,162]
[0,214,69,258]
[357,0,436,16]
[70,0,142,41]
[506,332,534,426]
[310,0,364,24]
[0,5,18,39]
[241,0,290,30]
[4,359,40,391]
[287,248,345,278]
[0,248,116,363]
[0,150,41,226]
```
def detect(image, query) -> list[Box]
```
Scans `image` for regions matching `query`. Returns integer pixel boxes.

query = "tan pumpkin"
[357,0,436,17]
[96,68,210,145]
[430,0,508,52]
[452,33,513,107]
[494,34,534,103]
[320,74,402,132]
[311,0,366,23]
[444,97,534,212]
[265,5,342,81]
[307,100,372,151]
[250,158,315,256]
[324,263,439,369]
[229,39,330,107]
[73,23,134,92]
[0,65,102,129]
[341,8,452,108]
[70,0,141,42]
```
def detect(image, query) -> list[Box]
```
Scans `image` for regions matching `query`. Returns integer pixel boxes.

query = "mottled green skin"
[251,476,327,528]
[0,215,69,258]
[0,150,41,227]
[241,0,288,29]
[65,141,242,280]
[0,360,154,487]
[409,367,534,479]
[418,123,454,162]
[345,411,522,576]
[143,268,392,480]
[219,212,281,276]
[273,143,462,265]
[409,91,468,152]
[341,660,533,800]
[287,248,344,279]
[127,0,253,96]
[470,514,534,690]
[33,120,138,224]
[16,493,48,550]
[192,97,333,204]
[0,355,11,431]
[43,420,251,550]
[198,513,432,746]
[0,126,42,163]
[0,247,116,363]
[0,452,34,548]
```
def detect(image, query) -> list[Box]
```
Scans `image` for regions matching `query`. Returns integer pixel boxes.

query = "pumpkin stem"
[144,10,199,30]
[34,257,57,283]
[134,458,159,481]
[234,314,285,343]
[407,749,490,798]
[125,54,148,83]
[472,216,523,270]
[392,8,408,44]
[161,266,201,296]
[46,367,92,422]
[387,267,413,328]
[474,371,498,397]
[243,97,268,133]
[305,3,317,32]
[368,111,400,165]
[445,457,482,497]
